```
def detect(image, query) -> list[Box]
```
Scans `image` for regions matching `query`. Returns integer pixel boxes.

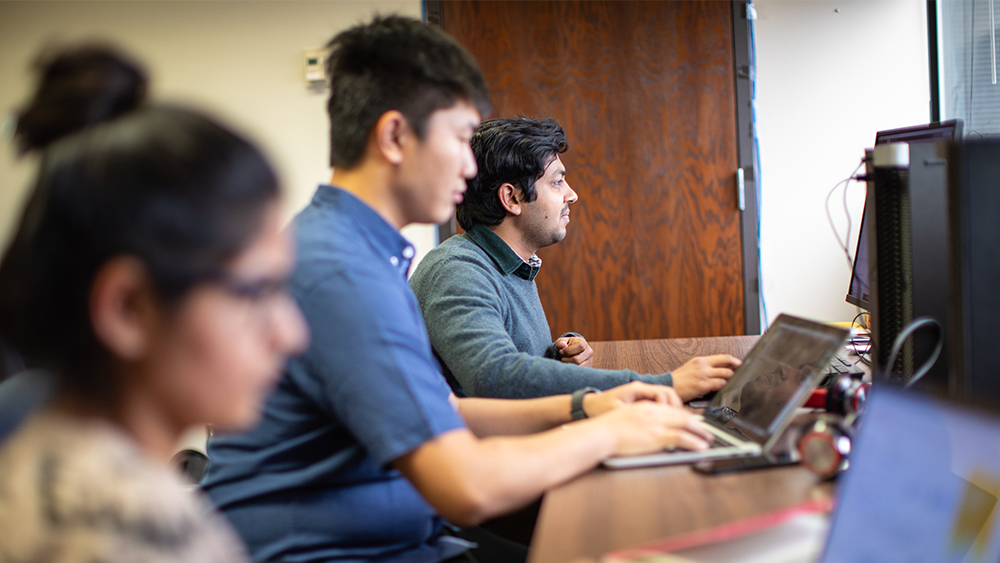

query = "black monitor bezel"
[844,119,964,310]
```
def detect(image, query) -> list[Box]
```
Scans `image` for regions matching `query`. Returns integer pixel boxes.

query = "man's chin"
[431,207,457,226]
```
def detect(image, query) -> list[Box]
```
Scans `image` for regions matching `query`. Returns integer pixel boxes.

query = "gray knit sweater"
[409,225,673,398]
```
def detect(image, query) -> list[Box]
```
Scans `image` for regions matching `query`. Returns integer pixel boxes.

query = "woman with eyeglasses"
[0,45,308,562]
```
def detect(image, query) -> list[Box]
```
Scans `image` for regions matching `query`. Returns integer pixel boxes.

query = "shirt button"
[390,256,399,267]
[402,246,414,259]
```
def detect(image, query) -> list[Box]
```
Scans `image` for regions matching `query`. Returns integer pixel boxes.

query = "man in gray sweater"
[410,116,741,400]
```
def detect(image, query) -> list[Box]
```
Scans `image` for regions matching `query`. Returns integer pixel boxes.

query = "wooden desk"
[527,336,830,563]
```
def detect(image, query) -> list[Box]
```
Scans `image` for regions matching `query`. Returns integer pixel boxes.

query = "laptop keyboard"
[696,417,746,449]
[825,352,865,377]
[710,434,735,449]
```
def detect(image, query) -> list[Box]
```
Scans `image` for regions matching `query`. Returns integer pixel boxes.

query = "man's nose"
[565,183,578,204]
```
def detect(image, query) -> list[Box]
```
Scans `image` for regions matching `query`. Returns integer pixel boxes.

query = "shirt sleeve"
[412,252,673,399]
[293,261,466,468]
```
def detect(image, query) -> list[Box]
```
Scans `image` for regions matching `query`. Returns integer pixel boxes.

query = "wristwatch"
[571,387,601,421]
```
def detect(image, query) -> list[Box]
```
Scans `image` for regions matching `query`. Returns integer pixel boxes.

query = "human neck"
[488,221,539,262]
[331,166,408,231]
[113,389,186,462]
[53,386,183,463]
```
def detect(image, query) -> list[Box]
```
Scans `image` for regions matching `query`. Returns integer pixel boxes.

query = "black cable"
[825,160,865,270]
[881,317,945,388]
[849,311,872,366]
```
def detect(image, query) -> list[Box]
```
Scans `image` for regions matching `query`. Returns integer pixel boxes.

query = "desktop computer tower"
[866,146,912,381]
[906,141,952,391]
[866,140,952,390]
[947,138,1000,401]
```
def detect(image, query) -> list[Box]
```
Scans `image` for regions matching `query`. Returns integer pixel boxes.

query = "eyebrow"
[544,157,565,173]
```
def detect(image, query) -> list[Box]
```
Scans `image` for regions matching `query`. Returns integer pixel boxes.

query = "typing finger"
[708,367,736,380]
[671,429,710,451]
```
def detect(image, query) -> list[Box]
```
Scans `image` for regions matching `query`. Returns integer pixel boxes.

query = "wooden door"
[436,0,745,340]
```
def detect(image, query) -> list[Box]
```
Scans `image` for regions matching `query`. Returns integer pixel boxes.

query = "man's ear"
[89,257,159,362]
[372,110,412,166]
[497,183,523,216]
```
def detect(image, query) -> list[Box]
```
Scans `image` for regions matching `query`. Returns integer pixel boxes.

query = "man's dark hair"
[325,15,491,168]
[456,117,568,231]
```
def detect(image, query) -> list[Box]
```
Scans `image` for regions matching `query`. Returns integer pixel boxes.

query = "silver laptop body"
[604,314,849,469]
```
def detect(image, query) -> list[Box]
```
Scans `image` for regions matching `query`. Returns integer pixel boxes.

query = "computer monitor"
[845,207,871,309]
[845,120,963,310]
[948,138,1000,401]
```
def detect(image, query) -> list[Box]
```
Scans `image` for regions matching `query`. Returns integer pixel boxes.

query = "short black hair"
[456,116,568,231]
[325,15,491,169]
[0,106,279,397]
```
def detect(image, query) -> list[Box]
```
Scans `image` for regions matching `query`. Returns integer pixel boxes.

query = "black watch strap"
[571,387,601,421]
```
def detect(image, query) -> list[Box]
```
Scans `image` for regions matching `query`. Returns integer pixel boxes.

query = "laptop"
[603,314,849,469]
[821,387,1000,563]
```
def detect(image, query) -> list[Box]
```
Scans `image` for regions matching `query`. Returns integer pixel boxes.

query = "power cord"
[849,311,872,366]
[881,317,944,388]
[825,159,865,271]
[748,0,767,330]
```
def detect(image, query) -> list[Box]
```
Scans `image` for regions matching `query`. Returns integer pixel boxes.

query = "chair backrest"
[0,371,54,444]
[0,339,26,384]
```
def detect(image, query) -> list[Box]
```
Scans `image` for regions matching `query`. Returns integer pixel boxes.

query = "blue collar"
[313,185,416,276]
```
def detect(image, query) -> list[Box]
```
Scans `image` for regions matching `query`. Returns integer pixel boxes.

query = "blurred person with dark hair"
[203,16,711,563]
[0,44,147,384]
[0,45,308,562]
[14,43,148,154]
[409,116,740,401]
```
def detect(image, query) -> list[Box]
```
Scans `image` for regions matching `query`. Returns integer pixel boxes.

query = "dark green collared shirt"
[463,224,542,281]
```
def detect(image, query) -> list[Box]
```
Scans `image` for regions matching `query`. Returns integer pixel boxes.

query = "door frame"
[731,0,762,335]
[425,0,762,335]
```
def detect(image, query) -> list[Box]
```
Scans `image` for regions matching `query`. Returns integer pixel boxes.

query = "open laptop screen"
[707,315,847,444]
[822,387,1000,562]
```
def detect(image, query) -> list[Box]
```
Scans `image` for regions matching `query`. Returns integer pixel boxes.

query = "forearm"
[436,325,624,398]
[464,356,665,398]
[457,395,575,436]
[396,424,618,525]
[635,371,674,387]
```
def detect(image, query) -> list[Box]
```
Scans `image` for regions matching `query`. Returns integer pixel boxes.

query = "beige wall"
[0,0,933,333]
[0,0,436,269]
[755,0,930,327]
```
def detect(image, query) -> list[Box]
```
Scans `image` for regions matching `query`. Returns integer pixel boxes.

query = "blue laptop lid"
[821,386,1000,563]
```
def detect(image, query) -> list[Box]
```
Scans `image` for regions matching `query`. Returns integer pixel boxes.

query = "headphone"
[797,374,871,478]
[798,416,853,478]
[805,374,870,416]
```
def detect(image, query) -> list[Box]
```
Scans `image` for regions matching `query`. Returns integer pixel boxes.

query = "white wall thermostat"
[303,48,326,85]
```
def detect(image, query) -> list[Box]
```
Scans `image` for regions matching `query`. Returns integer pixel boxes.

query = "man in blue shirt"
[409,117,742,401]
[203,16,711,563]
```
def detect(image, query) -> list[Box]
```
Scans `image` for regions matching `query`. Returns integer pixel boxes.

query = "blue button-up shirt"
[203,186,470,563]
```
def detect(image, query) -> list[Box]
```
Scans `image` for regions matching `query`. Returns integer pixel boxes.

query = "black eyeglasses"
[209,275,289,302]
[204,272,296,329]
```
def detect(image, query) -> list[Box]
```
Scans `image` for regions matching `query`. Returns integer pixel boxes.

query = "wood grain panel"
[590,335,760,374]
[440,0,744,340]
